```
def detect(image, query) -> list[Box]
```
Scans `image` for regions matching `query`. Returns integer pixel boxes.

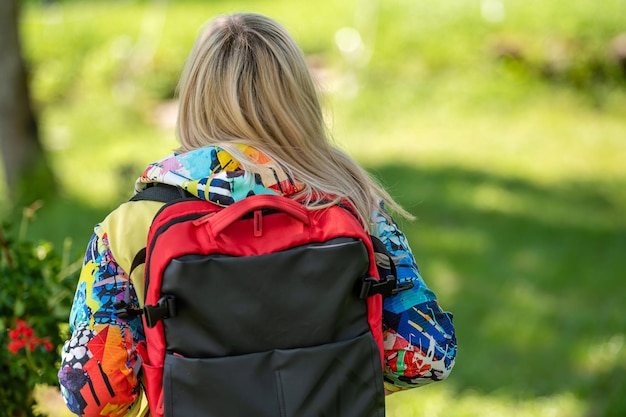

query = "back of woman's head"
[176,13,325,158]
[176,13,411,228]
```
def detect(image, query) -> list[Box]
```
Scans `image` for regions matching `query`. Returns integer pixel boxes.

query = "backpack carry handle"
[209,194,310,236]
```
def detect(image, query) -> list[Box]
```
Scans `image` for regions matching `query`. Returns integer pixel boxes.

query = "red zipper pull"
[254,210,263,237]
[192,212,216,226]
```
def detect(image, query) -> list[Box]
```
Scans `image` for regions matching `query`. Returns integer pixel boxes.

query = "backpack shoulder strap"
[115,184,196,319]
[129,183,196,275]
[129,247,148,278]
[130,183,194,203]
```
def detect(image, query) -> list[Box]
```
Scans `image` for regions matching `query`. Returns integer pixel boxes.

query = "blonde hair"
[176,13,412,229]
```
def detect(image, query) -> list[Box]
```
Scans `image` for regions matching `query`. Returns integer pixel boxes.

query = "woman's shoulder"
[99,199,164,274]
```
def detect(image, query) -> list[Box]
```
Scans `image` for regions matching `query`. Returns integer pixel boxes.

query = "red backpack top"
[115,185,405,417]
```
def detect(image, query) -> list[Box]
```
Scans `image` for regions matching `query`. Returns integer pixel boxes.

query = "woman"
[58,13,456,417]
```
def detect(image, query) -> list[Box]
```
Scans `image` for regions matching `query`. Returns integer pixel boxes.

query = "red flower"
[43,339,54,352]
[27,339,38,352]
[8,340,26,354]
[15,319,28,329]
[21,326,34,338]
[6,319,55,354]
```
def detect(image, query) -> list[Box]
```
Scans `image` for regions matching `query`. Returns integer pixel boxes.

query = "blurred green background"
[3,0,626,416]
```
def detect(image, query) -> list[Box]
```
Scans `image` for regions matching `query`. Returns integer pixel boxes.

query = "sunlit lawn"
[8,0,626,416]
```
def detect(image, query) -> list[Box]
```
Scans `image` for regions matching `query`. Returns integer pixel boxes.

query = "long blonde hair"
[176,13,412,229]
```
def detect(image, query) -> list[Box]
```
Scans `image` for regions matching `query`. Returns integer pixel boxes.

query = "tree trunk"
[0,0,56,206]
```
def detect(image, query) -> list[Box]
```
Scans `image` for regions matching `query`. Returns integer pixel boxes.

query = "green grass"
[6,0,626,416]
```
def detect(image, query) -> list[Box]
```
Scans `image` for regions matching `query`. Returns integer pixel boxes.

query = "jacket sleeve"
[58,227,145,417]
[372,205,457,392]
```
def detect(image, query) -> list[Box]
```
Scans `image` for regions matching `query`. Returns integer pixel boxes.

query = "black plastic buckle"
[359,275,415,299]
[113,300,144,319]
[144,296,177,328]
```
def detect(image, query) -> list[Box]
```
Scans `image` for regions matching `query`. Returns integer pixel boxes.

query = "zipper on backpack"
[191,212,216,226]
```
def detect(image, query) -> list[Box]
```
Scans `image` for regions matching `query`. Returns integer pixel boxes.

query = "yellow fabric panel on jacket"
[100,200,163,307]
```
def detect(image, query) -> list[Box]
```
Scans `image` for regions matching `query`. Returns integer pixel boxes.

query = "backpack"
[115,185,409,417]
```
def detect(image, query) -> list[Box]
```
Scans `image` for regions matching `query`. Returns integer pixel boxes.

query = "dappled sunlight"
[33,385,74,417]
[511,248,543,275]
[467,180,624,231]
[575,334,626,374]
[471,183,527,216]
[339,105,626,188]
[418,225,490,257]
[481,280,557,348]
[425,259,462,301]
[386,385,588,417]
[397,166,625,233]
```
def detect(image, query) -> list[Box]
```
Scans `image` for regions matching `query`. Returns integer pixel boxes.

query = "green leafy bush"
[0,210,78,417]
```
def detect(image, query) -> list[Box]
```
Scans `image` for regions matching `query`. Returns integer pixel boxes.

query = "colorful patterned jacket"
[58,145,457,417]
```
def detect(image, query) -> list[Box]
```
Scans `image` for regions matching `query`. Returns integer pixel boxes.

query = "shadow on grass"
[370,163,626,417]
